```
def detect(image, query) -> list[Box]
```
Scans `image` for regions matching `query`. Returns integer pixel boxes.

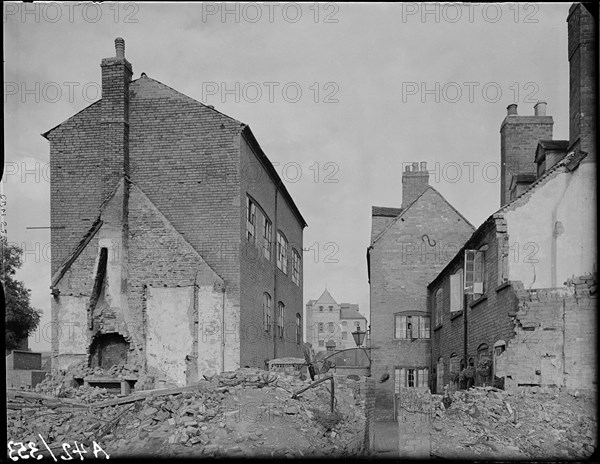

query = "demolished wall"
[496,275,596,390]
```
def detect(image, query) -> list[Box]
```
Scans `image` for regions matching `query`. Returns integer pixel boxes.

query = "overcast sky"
[4,2,571,351]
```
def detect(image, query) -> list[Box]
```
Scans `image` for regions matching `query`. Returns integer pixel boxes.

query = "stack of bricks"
[397,387,431,458]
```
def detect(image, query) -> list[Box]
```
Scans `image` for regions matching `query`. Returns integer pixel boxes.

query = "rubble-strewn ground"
[430,386,597,460]
[8,364,368,458]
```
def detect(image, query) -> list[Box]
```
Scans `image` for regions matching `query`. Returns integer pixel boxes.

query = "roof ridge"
[370,186,473,247]
[131,76,243,125]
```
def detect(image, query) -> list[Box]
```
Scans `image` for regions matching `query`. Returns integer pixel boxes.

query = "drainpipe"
[221,286,226,373]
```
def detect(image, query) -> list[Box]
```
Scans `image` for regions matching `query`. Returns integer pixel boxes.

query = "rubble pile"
[431,386,597,459]
[8,367,370,458]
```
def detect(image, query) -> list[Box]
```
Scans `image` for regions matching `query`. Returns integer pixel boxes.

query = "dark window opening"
[89,333,129,369]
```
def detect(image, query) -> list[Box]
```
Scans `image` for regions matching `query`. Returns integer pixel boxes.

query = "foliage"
[459,366,475,381]
[450,371,460,383]
[477,357,492,378]
[3,239,42,351]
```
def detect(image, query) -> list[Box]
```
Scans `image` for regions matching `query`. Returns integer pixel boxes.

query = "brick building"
[429,3,596,393]
[367,163,474,419]
[305,289,367,352]
[43,39,307,386]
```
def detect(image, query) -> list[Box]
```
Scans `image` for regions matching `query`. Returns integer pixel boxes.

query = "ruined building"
[429,2,597,393]
[43,39,307,386]
[367,163,474,419]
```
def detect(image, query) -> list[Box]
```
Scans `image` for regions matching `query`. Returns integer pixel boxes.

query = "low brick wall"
[331,374,376,455]
[397,387,431,458]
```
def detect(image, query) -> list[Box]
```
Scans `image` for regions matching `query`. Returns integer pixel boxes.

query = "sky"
[3,2,572,351]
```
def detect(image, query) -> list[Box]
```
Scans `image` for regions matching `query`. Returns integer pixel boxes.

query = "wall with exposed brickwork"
[496,277,596,390]
[500,109,553,207]
[238,135,304,367]
[429,218,519,392]
[369,186,474,418]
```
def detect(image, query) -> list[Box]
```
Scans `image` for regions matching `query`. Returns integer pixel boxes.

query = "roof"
[370,185,474,247]
[372,206,403,217]
[538,140,569,150]
[428,149,588,289]
[42,75,307,229]
[315,289,337,306]
[498,150,587,213]
[340,305,366,320]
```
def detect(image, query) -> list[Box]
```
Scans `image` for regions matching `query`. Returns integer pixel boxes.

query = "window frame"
[394,367,429,391]
[246,197,257,243]
[263,292,272,333]
[276,231,288,274]
[292,249,301,285]
[434,288,443,327]
[277,302,285,338]
[263,216,272,261]
[296,313,302,345]
[394,313,431,340]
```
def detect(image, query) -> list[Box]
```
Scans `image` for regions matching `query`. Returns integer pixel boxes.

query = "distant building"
[43,38,306,386]
[305,289,367,352]
[367,164,474,419]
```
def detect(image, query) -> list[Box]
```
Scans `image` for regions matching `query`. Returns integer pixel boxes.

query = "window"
[263,293,272,333]
[450,269,463,313]
[292,249,301,285]
[395,314,430,339]
[277,231,288,274]
[246,197,256,243]
[434,289,443,326]
[296,314,302,344]
[329,306,333,311]
[319,306,323,312]
[263,217,272,260]
[394,367,429,391]
[318,340,324,347]
[342,332,347,340]
[318,322,324,333]
[465,248,486,295]
[327,322,335,334]
[277,302,284,338]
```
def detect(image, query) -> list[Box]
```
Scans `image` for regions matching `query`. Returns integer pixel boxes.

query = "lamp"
[352,324,366,347]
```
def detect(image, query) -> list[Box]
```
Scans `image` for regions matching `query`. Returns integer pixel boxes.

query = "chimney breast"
[115,37,125,59]
[507,104,518,116]
[534,101,547,116]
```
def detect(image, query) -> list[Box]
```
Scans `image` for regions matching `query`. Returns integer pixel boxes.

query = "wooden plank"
[88,383,208,408]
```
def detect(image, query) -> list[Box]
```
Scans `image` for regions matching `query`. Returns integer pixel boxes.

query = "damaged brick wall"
[496,276,597,390]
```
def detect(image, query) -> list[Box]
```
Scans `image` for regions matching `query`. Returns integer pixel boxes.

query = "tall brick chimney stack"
[402,161,429,208]
[101,37,132,197]
[499,102,553,207]
[567,3,596,161]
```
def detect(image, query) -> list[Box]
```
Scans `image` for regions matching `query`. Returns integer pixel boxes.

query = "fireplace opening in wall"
[89,333,129,369]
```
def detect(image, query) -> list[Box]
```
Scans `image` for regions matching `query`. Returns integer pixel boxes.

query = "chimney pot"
[420,161,427,171]
[412,162,419,171]
[507,104,518,116]
[115,37,125,59]
[404,165,411,172]
[534,101,547,117]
